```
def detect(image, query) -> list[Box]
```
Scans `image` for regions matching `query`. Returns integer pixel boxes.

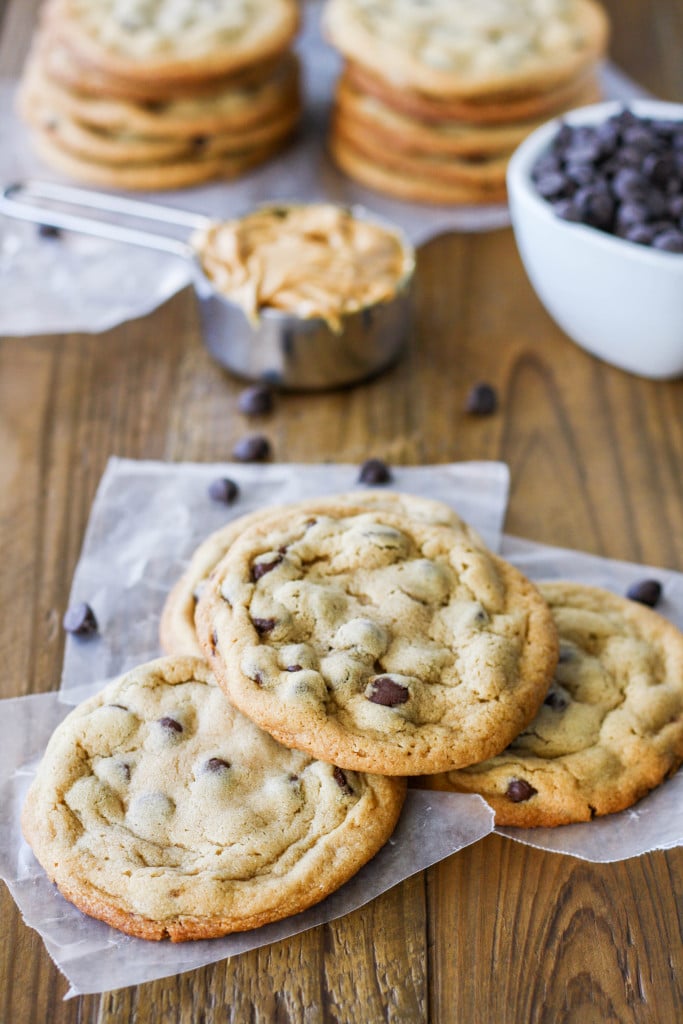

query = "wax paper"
[0,2,648,337]
[2,460,681,999]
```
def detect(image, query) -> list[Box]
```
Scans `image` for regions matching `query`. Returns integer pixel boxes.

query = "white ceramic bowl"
[507,99,683,379]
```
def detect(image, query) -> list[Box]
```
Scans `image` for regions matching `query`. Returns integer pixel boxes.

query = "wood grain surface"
[1,2,682,1022]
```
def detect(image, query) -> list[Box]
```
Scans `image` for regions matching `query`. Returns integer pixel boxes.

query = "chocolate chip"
[552,199,582,223]
[289,773,299,781]
[358,458,392,485]
[368,676,410,707]
[62,602,98,636]
[37,223,62,239]
[158,716,183,734]
[544,690,568,711]
[238,385,274,417]
[465,382,498,415]
[252,617,276,634]
[204,757,230,773]
[653,230,683,252]
[208,477,239,504]
[536,172,567,199]
[285,664,302,672]
[506,779,538,803]
[232,434,271,462]
[333,766,353,794]
[626,579,662,607]
[119,761,131,781]
[251,554,283,581]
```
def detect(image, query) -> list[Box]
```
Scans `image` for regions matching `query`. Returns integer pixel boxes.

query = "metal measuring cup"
[0,181,415,390]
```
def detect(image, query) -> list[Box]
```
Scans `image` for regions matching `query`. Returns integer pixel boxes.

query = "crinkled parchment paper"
[0,2,649,336]
[1,461,681,996]
[0,459,508,996]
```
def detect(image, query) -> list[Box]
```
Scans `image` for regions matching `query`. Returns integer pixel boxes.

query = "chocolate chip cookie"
[195,504,559,775]
[160,490,484,659]
[423,582,683,826]
[22,656,405,940]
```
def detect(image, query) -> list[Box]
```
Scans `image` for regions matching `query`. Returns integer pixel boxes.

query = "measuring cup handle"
[0,180,211,259]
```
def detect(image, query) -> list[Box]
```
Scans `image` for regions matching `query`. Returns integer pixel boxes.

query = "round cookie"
[333,110,510,186]
[23,49,301,137]
[26,122,293,190]
[335,78,543,158]
[335,73,602,158]
[47,0,300,85]
[160,490,485,659]
[20,89,300,166]
[343,60,602,126]
[329,131,508,205]
[423,582,683,826]
[196,504,559,775]
[36,33,285,102]
[21,656,405,941]
[324,0,609,100]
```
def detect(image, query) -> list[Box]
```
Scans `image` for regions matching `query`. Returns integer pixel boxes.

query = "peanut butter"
[194,204,412,331]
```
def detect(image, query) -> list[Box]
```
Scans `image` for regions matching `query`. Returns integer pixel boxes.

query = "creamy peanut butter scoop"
[193,203,413,331]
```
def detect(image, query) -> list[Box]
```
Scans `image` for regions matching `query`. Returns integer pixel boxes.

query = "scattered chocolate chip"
[238,385,274,416]
[158,716,183,734]
[62,602,98,636]
[289,773,299,782]
[208,477,239,504]
[465,382,498,416]
[204,757,230,773]
[285,664,302,672]
[358,458,392,485]
[544,690,568,711]
[626,578,662,607]
[506,778,538,803]
[232,434,271,462]
[333,766,353,794]
[118,761,131,781]
[368,676,410,707]
[251,554,283,581]
[252,617,276,634]
[37,223,62,239]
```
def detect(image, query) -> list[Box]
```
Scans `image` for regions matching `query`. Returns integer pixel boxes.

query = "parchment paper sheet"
[0,2,648,336]
[1,460,681,998]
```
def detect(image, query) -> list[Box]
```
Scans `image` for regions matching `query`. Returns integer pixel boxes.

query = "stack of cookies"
[22,490,683,942]
[17,0,302,190]
[324,0,610,204]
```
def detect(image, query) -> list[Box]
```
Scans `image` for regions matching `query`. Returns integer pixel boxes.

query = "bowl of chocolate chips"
[507,100,683,379]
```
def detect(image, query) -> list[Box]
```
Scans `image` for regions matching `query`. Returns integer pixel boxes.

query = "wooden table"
[1,1,682,1021]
